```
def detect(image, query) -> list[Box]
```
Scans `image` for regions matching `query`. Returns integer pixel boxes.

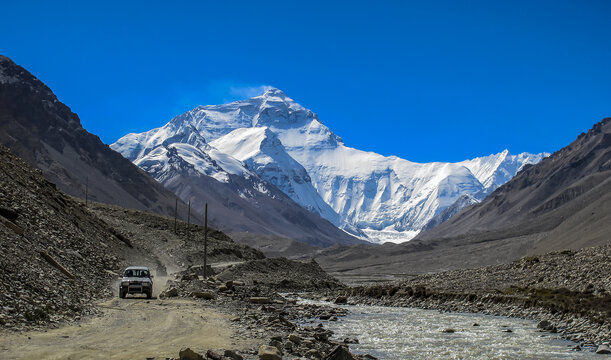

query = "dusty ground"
[0,297,254,360]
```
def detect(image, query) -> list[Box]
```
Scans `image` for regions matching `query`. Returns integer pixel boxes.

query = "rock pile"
[216,258,344,291]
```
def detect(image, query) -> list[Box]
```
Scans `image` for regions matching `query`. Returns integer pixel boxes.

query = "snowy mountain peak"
[261,87,288,98]
[113,90,548,244]
[210,126,342,225]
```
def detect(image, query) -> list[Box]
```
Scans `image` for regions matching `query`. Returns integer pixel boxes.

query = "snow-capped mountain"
[459,149,546,198]
[209,127,340,225]
[112,88,547,244]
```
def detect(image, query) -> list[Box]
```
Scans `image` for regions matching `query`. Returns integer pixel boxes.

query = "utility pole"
[85,176,88,207]
[174,197,178,234]
[187,200,191,240]
[203,203,208,278]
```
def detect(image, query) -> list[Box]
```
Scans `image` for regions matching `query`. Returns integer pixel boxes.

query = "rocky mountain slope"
[113,88,546,243]
[313,118,611,277]
[0,55,192,221]
[418,117,611,252]
[0,144,128,329]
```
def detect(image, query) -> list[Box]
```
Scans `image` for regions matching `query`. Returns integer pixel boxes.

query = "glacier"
[112,88,547,244]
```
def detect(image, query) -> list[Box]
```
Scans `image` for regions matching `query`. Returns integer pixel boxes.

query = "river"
[299,300,597,359]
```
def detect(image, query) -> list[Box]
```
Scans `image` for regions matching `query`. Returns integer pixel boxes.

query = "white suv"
[119,266,153,299]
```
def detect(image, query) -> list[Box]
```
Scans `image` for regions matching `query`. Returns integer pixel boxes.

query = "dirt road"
[0,297,254,360]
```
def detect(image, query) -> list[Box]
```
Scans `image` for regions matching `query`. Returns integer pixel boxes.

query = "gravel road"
[0,297,255,360]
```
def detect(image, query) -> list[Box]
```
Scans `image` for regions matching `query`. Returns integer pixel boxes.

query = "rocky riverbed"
[312,245,611,354]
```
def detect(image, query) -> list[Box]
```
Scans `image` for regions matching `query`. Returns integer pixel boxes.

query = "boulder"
[179,347,204,360]
[288,333,302,343]
[314,332,329,342]
[192,291,215,300]
[206,350,223,360]
[161,288,179,298]
[343,337,359,344]
[224,349,244,360]
[258,345,282,360]
[334,296,348,304]
[596,345,611,354]
[269,339,283,354]
[537,320,552,330]
[323,345,354,360]
[250,297,269,304]
[441,328,456,333]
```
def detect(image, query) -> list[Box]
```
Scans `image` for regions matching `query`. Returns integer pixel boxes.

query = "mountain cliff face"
[0,55,191,220]
[113,88,546,243]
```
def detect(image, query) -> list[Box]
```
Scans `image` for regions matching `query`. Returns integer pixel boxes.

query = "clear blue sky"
[2,1,610,162]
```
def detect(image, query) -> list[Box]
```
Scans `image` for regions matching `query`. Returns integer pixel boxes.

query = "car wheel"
[119,289,126,299]
[146,290,152,299]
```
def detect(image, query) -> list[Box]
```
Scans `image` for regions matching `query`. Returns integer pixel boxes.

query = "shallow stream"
[300,300,597,359]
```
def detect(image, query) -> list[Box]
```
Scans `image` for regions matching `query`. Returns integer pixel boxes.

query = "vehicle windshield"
[123,269,149,278]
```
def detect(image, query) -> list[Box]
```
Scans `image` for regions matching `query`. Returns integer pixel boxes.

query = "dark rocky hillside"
[418,118,611,252]
[0,55,192,221]
[0,145,128,329]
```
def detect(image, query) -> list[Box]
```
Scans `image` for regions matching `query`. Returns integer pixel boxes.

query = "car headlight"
[121,281,129,286]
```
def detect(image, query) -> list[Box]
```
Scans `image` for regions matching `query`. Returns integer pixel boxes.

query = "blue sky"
[1,0,610,162]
